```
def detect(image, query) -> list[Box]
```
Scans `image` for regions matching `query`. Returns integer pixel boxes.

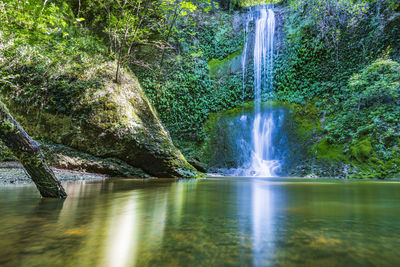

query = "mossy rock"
[350,139,373,162]
[208,50,243,78]
[312,137,345,161]
[1,61,200,178]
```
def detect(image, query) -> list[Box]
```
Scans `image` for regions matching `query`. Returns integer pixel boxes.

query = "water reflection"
[1,178,400,266]
[104,194,138,267]
[252,180,274,266]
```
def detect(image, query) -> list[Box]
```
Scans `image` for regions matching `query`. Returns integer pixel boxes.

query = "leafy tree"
[86,0,159,83]
[289,0,370,61]
[158,0,198,67]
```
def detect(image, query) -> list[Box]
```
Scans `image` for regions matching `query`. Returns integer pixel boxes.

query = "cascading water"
[238,6,281,177]
[203,5,288,177]
[250,7,279,177]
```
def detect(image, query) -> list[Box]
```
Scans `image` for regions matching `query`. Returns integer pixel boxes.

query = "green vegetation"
[0,0,247,161]
[132,8,247,156]
[0,0,202,178]
[0,1,107,113]
[275,0,400,177]
[0,0,398,178]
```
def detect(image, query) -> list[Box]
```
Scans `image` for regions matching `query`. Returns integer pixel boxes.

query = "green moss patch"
[350,138,373,162]
[312,137,345,161]
[208,50,243,77]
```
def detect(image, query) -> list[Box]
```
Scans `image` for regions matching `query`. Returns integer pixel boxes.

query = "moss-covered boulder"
[0,47,199,177]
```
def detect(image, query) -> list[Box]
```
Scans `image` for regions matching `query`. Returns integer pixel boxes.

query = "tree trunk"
[0,101,67,198]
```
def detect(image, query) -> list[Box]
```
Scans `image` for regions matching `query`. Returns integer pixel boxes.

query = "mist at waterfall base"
[205,104,292,176]
[209,6,285,177]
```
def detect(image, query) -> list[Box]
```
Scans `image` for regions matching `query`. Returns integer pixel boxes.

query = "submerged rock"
[1,62,199,178]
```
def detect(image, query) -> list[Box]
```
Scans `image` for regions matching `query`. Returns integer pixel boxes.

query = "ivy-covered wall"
[274,0,400,178]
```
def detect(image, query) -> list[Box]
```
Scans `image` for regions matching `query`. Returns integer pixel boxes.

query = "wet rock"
[187,158,207,173]
[40,143,151,178]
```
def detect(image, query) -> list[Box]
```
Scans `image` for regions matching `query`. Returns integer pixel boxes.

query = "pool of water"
[1,177,400,266]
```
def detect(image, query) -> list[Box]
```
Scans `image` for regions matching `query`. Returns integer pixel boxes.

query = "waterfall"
[239,6,281,177]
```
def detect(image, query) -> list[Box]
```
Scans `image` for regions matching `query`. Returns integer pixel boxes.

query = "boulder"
[1,62,200,178]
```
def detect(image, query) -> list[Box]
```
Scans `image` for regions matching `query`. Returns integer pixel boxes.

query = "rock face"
[40,143,151,178]
[2,62,199,178]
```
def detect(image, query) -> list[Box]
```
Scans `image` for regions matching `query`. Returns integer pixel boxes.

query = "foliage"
[289,0,369,48]
[135,52,245,143]
[0,0,246,158]
[276,0,400,177]
[346,58,400,109]
[133,8,245,149]
[71,0,216,80]
[136,56,214,141]
[276,0,400,101]
[325,59,400,159]
[99,0,157,82]
[0,0,108,115]
[276,0,398,103]
[196,13,244,61]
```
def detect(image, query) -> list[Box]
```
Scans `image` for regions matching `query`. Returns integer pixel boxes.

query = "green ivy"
[275,0,400,177]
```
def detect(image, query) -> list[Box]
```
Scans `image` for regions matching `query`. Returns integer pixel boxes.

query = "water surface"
[1,177,400,266]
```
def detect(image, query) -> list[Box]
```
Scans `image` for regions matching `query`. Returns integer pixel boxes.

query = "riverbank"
[0,162,109,185]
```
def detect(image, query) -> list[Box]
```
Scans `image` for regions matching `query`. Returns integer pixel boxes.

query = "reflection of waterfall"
[251,180,275,266]
[236,6,280,177]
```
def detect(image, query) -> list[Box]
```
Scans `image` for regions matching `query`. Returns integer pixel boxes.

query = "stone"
[2,62,200,178]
